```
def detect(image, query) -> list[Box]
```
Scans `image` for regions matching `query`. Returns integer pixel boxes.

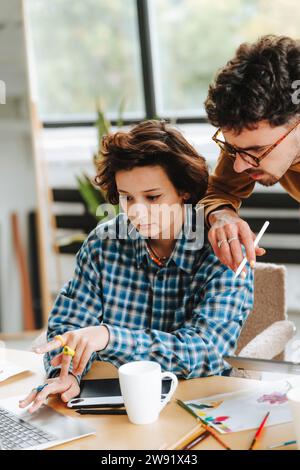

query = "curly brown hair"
[95,120,208,206]
[205,35,300,133]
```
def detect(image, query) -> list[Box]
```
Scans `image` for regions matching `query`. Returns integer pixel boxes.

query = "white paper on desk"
[184,380,293,434]
[0,362,28,382]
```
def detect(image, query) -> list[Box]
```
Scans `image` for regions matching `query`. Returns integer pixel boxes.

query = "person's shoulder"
[194,241,253,284]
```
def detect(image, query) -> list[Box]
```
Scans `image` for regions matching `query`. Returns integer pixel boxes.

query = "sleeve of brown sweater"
[199,151,256,226]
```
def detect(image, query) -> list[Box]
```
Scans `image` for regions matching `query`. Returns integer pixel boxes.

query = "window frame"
[41,0,209,129]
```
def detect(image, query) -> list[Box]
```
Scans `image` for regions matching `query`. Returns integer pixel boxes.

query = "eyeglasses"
[212,120,300,168]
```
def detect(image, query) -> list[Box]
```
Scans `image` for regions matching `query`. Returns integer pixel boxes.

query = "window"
[26,0,300,124]
[26,0,144,121]
[149,0,300,117]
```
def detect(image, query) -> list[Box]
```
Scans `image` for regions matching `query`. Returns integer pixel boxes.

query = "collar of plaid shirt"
[126,208,205,273]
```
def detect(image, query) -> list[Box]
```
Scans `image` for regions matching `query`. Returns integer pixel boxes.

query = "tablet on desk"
[67,377,172,409]
[224,355,300,375]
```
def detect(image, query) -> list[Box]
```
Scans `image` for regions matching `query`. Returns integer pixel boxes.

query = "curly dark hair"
[205,35,300,133]
[95,120,208,206]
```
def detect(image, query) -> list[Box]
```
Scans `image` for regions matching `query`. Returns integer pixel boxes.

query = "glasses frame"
[212,120,300,168]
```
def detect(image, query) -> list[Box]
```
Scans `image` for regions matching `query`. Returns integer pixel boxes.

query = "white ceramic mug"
[118,361,178,425]
[287,387,300,449]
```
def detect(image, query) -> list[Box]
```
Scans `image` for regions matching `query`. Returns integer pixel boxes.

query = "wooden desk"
[0,349,297,450]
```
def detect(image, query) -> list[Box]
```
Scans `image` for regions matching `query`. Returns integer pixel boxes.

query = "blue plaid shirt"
[44,213,253,380]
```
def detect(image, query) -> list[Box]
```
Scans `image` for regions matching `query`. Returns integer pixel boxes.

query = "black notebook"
[67,378,172,409]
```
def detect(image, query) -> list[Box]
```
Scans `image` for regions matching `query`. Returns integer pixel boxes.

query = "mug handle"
[158,372,178,413]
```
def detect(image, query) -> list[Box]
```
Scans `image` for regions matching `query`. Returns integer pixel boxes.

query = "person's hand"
[208,208,266,276]
[33,326,110,378]
[19,374,80,413]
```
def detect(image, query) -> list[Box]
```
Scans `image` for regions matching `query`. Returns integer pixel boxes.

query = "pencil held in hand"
[234,221,269,279]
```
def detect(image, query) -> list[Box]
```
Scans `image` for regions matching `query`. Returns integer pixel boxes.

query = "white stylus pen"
[234,220,270,279]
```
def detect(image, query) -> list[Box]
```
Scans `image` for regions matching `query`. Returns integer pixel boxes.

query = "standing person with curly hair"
[19,120,253,413]
[200,35,300,275]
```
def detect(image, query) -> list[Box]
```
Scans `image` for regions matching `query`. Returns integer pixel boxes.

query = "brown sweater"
[200,151,300,225]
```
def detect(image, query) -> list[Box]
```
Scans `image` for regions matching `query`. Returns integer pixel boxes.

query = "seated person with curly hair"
[20,120,253,413]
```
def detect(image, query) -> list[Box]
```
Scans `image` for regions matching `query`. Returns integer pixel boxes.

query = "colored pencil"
[182,430,210,450]
[176,399,231,450]
[248,411,270,450]
[268,440,297,449]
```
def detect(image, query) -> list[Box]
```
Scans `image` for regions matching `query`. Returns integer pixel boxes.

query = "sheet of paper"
[0,362,28,382]
[184,380,293,434]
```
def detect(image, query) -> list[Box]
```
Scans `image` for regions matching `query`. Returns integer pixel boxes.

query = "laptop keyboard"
[0,406,56,450]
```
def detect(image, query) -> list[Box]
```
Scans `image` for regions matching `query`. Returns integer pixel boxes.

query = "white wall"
[0,0,37,332]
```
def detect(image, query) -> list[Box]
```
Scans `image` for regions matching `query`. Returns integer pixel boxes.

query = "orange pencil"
[248,411,270,450]
[200,421,231,450]
[177,399,231,450]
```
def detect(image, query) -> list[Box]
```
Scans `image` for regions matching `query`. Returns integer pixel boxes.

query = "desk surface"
[0,349,297,450]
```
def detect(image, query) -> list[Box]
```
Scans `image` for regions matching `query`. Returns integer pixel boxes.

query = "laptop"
[0,395,95,450]
[224,355,300,375]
